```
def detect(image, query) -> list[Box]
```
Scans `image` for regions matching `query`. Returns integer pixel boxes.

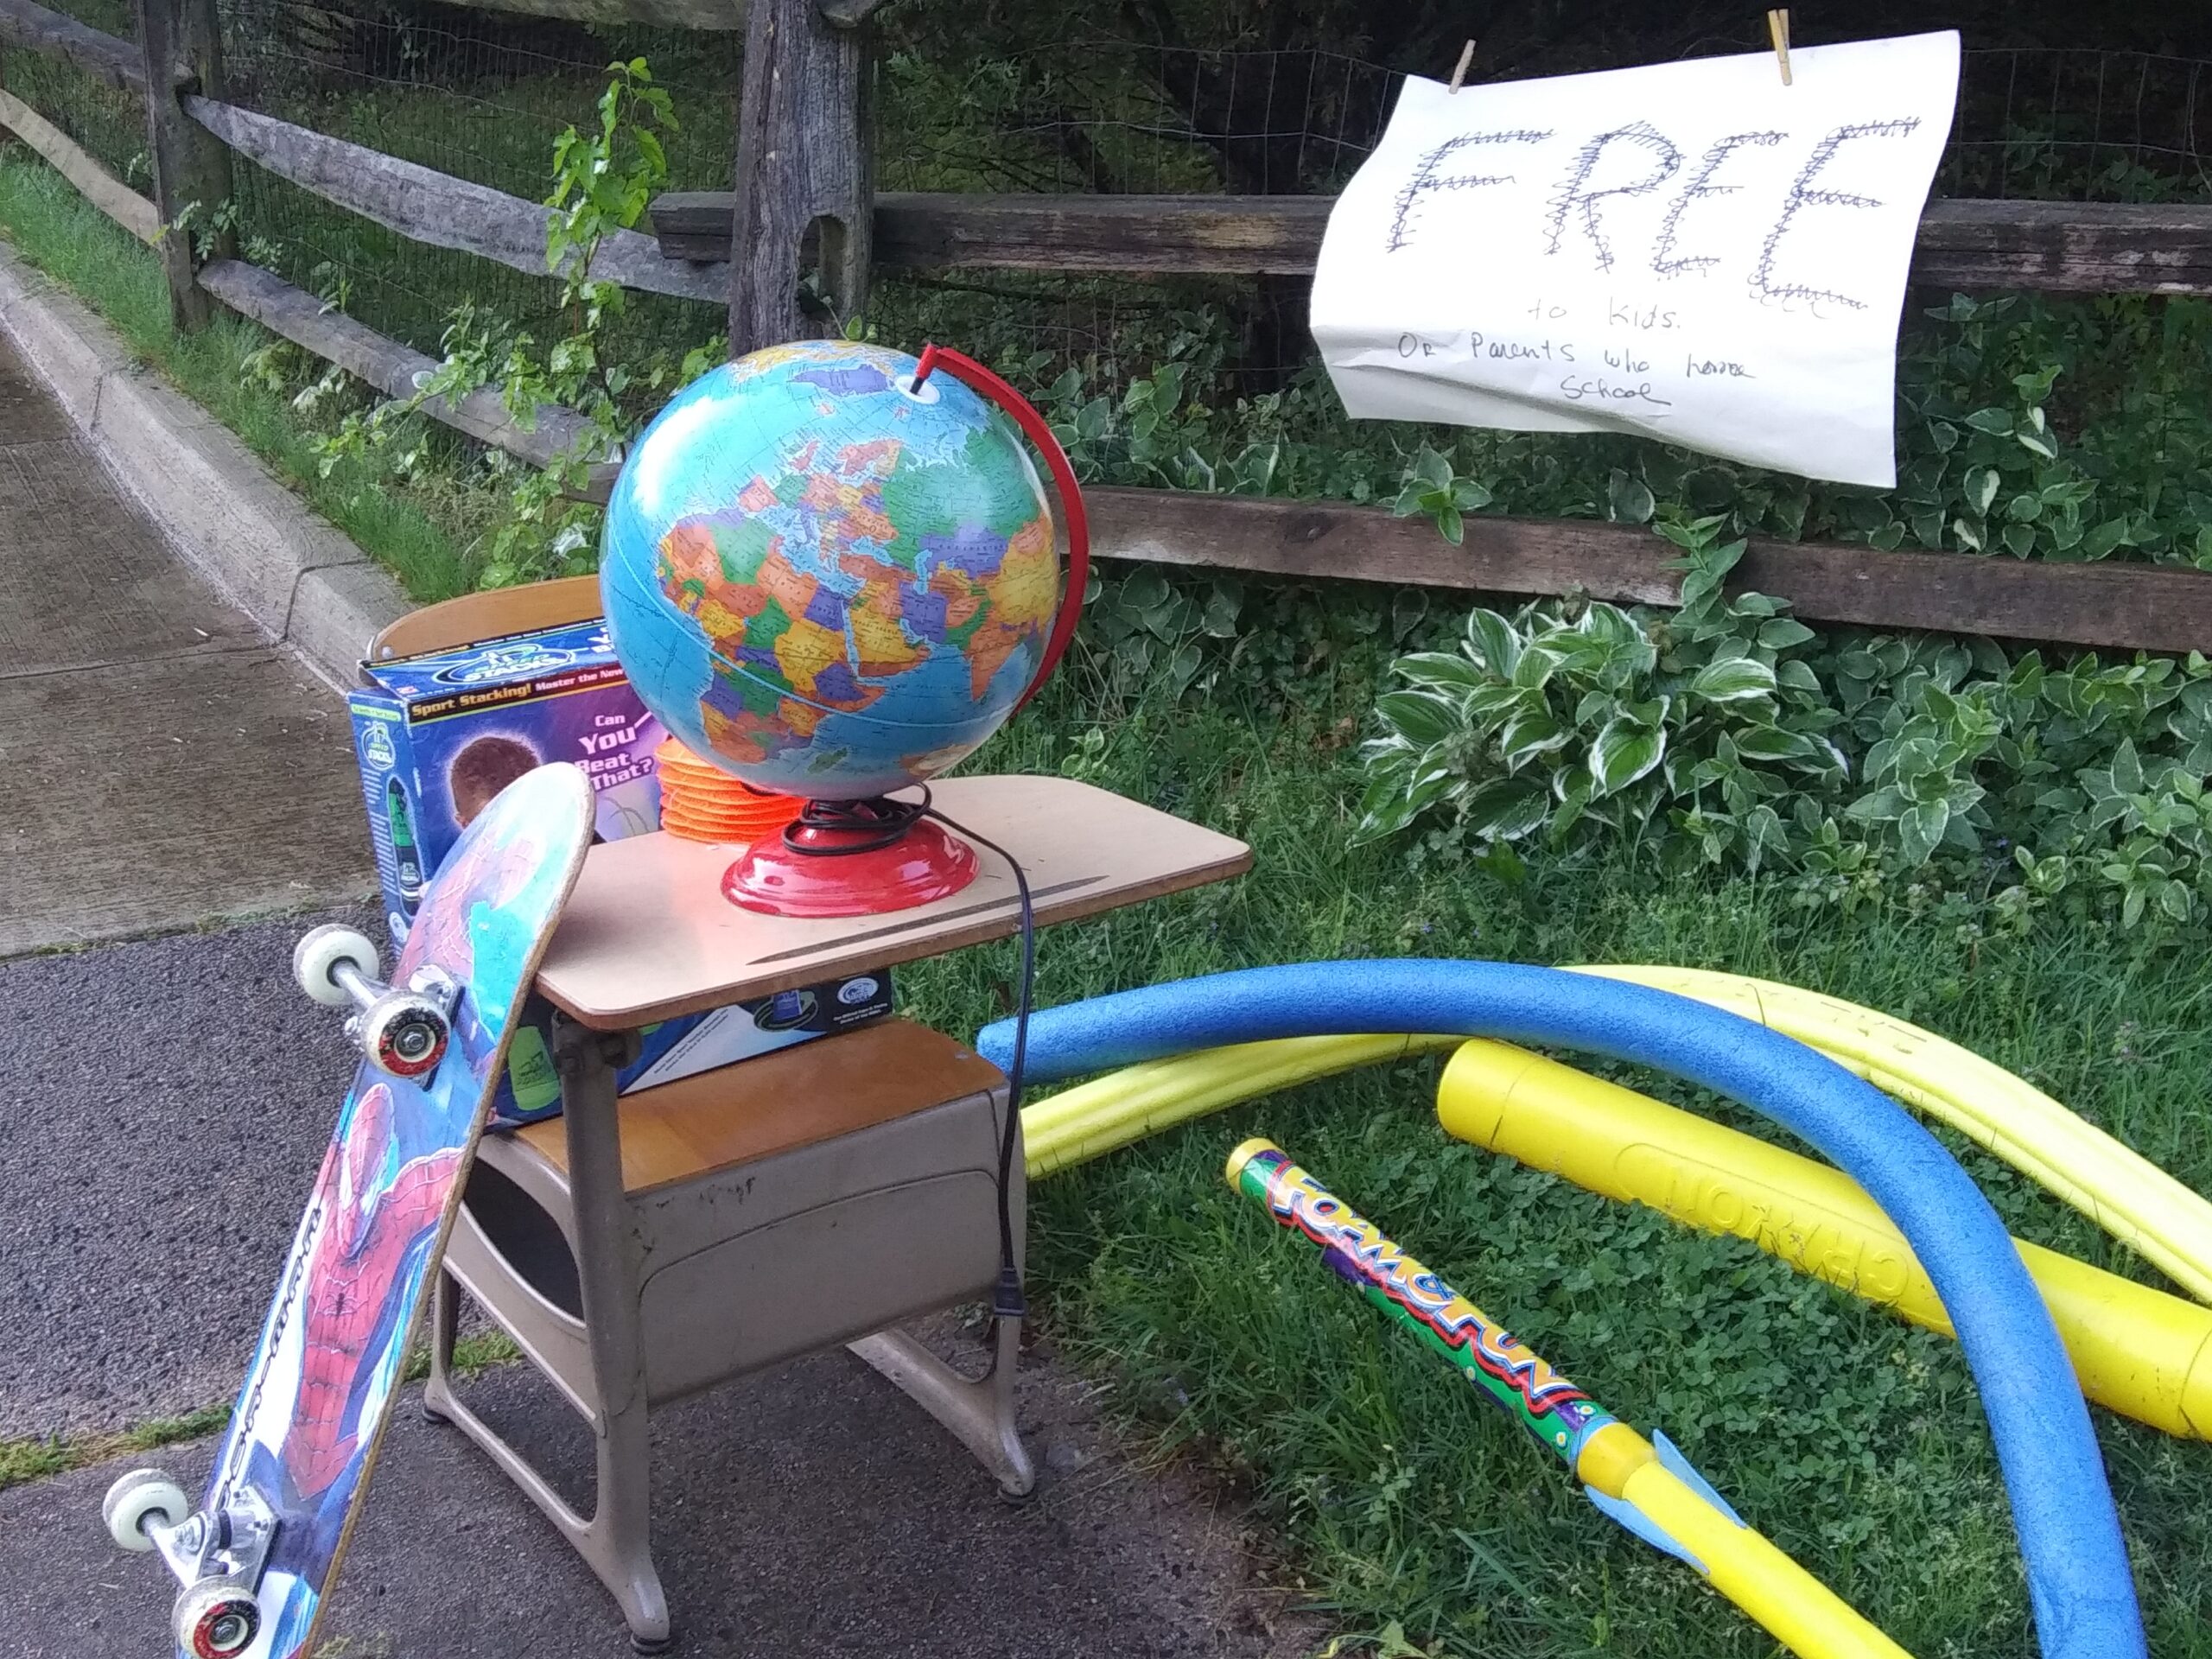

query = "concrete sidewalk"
[0,331,372,957]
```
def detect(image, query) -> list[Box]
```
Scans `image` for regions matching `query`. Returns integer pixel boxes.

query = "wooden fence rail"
[194,258,607,467]
[450,0,742,28]
[183,97,727,303]
[0,86,156,238]
[1092,490,2212,656]
[0,0,147,92]
[649,190,2212,295]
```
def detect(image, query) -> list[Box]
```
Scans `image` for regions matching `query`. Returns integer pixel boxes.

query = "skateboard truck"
[103,1471,275,1659]
[293,924,460,1078]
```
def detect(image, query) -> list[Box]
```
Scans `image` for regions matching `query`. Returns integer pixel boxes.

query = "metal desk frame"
[414,777,1252,1653]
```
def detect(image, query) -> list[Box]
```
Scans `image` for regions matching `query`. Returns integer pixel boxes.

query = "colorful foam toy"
[1226,1138,1914,1659]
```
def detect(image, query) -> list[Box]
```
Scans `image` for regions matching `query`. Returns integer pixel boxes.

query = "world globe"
[600,340,1059,802]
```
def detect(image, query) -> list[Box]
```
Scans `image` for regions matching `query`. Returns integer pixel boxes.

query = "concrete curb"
[0,241,408,690]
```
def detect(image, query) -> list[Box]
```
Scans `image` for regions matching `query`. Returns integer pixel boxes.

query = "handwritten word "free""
[1389,118,1922,315]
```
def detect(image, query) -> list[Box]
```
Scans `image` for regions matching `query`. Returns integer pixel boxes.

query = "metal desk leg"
[849,1081,1033,1500]
[562,1019,671,1649]
[849,1312,1035,1499]
[422,1261,462,1420]
[423,1020,671,1653]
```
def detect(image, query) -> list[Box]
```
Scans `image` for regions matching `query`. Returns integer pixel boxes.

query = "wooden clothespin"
[1767,10,1792,86]
[1447,39,1477,93]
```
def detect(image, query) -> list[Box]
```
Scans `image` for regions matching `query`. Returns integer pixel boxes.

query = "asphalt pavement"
[0,326,1313,1656]
[0,902,1308,1656]
[0,906,374,1439]
[7,1355,1303,1659]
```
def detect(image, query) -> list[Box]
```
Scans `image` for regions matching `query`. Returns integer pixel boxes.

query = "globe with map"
[599,340,1058,802]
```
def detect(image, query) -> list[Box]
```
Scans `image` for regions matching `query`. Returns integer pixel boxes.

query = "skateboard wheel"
[175,1581,260,1659]
[102,1468,189,1552]
[296,925,380,1007]
[360,992,450,1078]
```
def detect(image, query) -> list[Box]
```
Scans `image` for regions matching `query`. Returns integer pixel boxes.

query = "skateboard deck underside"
[194,763,594,1659]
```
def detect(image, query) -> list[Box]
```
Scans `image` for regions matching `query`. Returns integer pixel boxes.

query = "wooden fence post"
[726,0,877,356]
[133,0,231,330]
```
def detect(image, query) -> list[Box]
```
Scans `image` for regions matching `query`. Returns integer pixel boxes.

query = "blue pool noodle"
[978,960,2142,1659]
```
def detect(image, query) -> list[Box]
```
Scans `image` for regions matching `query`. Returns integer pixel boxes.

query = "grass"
[0,154,481,601]
[10,99,2212,1659]
[0,1408,230,1492]
[0,1334,524,1497]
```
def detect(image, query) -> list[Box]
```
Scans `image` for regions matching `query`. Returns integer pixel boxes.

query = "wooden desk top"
[533,774,1251,1029]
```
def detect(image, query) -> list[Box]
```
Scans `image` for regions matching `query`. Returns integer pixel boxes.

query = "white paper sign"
[1310,33,1961,487]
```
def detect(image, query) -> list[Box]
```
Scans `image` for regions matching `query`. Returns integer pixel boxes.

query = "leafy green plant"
[1391,445,1491,546]
[1886,296,2126,563]
[1357,511,2212,928]
[308,58,716,588]
[544,59,674,303]
[1837,665,2005,866]
[1043,343,1287,499]
[1079,564,1244,701]
[1355,515,1840,877]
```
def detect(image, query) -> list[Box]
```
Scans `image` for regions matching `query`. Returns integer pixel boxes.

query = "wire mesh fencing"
[5,10,2210,399]
[1944,47,2212,199]
[207,0,738,356]
[0,0,146,187]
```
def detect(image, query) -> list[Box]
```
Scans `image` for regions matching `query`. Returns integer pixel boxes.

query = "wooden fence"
[649,191,2212,295]
[3,0,2211,655]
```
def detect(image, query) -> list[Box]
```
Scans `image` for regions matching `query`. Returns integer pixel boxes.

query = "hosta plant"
[1354,518,1845,874]
[1355,509,2212,925]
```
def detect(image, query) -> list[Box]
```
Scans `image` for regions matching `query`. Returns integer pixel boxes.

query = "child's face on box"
[449,735,542,826]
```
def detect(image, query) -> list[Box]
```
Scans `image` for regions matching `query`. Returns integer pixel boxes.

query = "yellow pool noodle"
[1020,969,2212,1311]
[1437,1039,2212,1440]
[1571,965,2212,1303]
[1021,1034,1460,1178]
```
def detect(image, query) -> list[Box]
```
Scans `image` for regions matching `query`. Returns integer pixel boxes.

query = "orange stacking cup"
[654,737,804,847]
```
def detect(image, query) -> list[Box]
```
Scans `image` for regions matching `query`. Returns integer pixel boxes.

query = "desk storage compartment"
[448,1021,1019,1416]
[640,1170,1003,1404]
[459,1158,584,1319]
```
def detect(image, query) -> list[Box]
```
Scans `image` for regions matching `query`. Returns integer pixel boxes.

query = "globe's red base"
[721,814,979,917]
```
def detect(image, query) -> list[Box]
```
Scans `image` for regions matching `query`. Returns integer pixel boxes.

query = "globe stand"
[721,799,980,918]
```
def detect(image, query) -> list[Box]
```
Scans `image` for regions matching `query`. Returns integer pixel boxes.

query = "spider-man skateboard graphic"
[100,763,594,1659]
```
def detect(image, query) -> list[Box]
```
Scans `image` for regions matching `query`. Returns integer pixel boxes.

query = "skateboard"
[101,761,595,1659]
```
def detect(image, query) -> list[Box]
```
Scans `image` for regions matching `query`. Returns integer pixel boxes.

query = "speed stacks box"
[347,617,664,949]
[347,616,894,1129]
